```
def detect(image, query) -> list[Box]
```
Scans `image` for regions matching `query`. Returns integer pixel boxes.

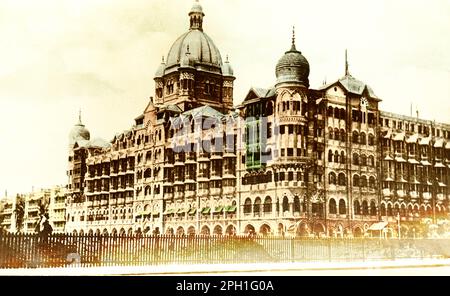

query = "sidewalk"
[1,258,450,276]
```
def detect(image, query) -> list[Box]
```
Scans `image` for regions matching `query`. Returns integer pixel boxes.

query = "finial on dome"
[291,26,296,50]
[345,49,350,76]
[162,56,165,63]
[78,109,82,125]
[226,55,229,63]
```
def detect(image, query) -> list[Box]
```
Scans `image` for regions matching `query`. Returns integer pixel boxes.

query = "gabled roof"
[243,87,276,103]
[318,74,379,100]
[181,105,224,119]
[158,104,182,113]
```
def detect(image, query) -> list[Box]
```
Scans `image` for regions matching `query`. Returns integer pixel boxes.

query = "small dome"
[69,123,90,146]
[222,56,234,76]
[190,1,204,15]
[69,112,90,146]
[154,57,166,78]
[275,31,310,87]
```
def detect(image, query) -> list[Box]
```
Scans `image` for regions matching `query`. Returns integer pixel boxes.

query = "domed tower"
[67,111,90,203]
[274,28,310,121]
[69,111,90,148]
[273,28,311,173]
[153,0,235,113]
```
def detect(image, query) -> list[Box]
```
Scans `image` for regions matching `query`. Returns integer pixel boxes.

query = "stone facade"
[63,1,449,238]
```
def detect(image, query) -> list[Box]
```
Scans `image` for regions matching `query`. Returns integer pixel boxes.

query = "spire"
[291,26,296,51]
[345,49,350,76]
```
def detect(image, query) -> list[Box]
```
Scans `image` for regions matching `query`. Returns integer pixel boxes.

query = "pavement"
[1,258,450,276]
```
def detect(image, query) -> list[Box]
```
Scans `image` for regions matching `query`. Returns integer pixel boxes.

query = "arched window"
[338,173,346,186]
[293,196,301,213]
[327,106,333,117]
[368,155,375,167]
[328,127,334,140]
[360,154,367,166]
[370,200,377,216]
[334,151,339,163]
[253,197,261,215]
[244,198,252,214]
[263,196,272,213]
[352,131,359,144]
[353,153,359,165]
[360,132,367,145]
[381,204,386,216]
[340,129,346,142]
[368,134,375,146]
[329,172,337,185]
[369,176,376,188]
[340,151,346,164]
[329,199,337,214]
[339,199,346,215]
[362,200,369,215]
[354,200,361,215]
[334,128,340,140]
[334,107,340,118]
[282,197,289,213]
[360,175,368,187]
[328,150,333,162]
[353,174,360,187]
[387,204,393,216]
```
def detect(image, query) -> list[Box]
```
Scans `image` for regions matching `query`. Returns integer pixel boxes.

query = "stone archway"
[353,227,363,238]
[259,224,271,236]
[296,222,309,237]
[213,225,223,235]
[244,224,255,234]
[187,226,196,235]
[176,226,185,236]
[225,224,236,236]
[201,225,210,235]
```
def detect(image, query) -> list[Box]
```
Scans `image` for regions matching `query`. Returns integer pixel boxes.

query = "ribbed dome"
[190,1,204,14]
[222,56,234,76]
[69,113,90,146]
[69,123,90,146]
[275,43,310,87]
[165,30,223,73]
[154,57,166,78]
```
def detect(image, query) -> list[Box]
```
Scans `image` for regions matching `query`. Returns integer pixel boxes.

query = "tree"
[0,202,5,234]
[14,194,25,233]
[34,195,51,234]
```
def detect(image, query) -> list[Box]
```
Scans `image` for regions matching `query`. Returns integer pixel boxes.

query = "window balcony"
[422,192,432,201]
[185,191,195,199]
[198,189,209,196]
[210,188,222,196]
[437,193,445,202]
[223,186,236,195]
[117,198,125,205]
[175,192,184,199]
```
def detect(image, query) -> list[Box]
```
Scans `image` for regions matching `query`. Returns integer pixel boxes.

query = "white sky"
[0,0,449,197]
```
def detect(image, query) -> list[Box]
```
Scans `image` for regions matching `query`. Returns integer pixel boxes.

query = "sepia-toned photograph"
[0,0,449,280]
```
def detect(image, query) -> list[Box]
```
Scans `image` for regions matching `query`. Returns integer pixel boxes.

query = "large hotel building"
[63,1,449,238]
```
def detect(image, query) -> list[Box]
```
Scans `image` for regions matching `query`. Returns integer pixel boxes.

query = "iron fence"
[0,233,449,269]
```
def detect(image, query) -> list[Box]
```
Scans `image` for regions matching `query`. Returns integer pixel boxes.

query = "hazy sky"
[0,0,449,196]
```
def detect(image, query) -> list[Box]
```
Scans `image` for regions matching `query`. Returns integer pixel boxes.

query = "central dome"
[166,30,223,72]
[163,0,223,75]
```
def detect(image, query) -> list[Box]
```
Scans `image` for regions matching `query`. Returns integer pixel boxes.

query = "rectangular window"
[288,125,294,134]
[287,148,293,156]
[288,172,294,181]
[297,148,302,157]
